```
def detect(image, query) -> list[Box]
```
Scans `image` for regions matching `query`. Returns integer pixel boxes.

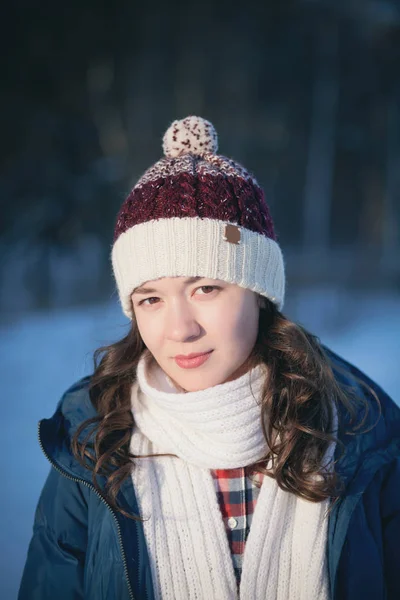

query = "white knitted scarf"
[130,353,333,600]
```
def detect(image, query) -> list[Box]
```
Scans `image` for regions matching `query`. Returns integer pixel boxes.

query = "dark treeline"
[1,0,400,313]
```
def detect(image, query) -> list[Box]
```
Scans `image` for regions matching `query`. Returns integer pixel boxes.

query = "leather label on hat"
[223,224,241,244]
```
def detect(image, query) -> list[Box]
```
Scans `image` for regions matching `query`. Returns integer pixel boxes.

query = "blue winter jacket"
[18,348,400,600]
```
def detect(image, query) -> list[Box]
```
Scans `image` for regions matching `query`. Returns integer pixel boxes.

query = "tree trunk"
[303,20,339,262]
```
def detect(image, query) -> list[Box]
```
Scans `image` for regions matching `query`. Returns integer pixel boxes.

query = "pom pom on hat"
[162,116,218,158]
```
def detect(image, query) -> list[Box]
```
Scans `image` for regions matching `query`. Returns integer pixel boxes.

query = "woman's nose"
[164,303,202,342]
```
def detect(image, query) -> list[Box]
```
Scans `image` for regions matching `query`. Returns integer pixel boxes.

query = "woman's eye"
[197,286,218,295]
[138,286,219,306]
[139,297,159,306]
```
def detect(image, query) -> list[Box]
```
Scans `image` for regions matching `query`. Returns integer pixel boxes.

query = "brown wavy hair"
[71,299,379,520]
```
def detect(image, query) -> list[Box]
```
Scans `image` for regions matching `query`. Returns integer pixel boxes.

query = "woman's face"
[131,276,263,392]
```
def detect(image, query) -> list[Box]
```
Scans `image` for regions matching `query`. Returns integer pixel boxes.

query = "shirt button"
[227,517,238,529]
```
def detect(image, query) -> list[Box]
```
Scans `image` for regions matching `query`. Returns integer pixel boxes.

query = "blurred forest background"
[1,0,400,318]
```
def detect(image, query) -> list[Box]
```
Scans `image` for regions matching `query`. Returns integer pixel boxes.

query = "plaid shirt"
[211,467,265,586]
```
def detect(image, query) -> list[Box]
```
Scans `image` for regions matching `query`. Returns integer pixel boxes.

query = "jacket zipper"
[38,420,135,600]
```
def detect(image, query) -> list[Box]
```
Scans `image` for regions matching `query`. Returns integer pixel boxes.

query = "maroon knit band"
[114,172,276,243]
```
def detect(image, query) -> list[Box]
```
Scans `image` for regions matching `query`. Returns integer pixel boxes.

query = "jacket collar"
[38,376,101,486]
[325,346,400,487]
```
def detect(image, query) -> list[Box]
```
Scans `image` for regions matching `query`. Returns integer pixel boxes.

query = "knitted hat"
[112,116,285,319]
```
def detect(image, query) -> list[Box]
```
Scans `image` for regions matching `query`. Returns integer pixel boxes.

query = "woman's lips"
[174,350,213,369]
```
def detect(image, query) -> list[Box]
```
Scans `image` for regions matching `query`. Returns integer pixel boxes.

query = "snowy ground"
[1,289,399,599]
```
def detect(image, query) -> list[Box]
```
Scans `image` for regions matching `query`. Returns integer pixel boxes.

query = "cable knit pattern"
[130,354,333,600]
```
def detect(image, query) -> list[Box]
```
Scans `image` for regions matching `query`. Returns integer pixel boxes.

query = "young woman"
[19,116,400,600]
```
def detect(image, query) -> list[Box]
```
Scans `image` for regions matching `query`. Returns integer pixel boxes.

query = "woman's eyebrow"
[132,276,204,295]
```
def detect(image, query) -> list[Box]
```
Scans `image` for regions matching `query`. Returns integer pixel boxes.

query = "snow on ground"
[287,287,400,401]
[1,289,399,599]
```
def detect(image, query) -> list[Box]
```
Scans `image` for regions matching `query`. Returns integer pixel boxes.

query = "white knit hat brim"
[111,217,285,319]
